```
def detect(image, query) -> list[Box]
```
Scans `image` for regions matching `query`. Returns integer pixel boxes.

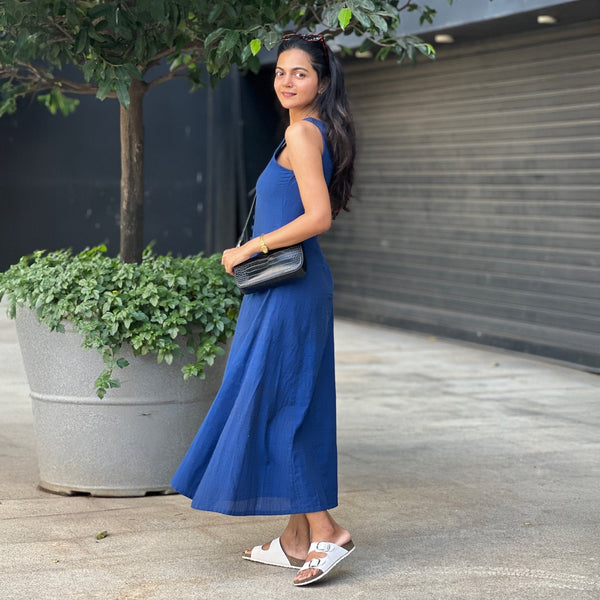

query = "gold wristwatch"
[259,235,269,254]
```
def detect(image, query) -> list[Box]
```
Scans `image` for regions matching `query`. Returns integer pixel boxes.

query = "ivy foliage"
[0,245,241,398]
[0,0,451,116]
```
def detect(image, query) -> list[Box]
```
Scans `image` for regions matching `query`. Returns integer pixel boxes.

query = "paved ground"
[1,309,599,600]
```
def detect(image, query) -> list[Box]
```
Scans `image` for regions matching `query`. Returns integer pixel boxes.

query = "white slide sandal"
[293,540,355,586]
[242,537,305,569]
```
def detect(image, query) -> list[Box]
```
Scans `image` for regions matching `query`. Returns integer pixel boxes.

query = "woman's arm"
[221,120,332,275]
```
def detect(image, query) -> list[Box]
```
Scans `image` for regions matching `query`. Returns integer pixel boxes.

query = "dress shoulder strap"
[302,117,327,135]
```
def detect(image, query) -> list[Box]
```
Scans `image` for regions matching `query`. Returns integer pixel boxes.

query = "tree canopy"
[0,0,447,116]
[0,0,453,262]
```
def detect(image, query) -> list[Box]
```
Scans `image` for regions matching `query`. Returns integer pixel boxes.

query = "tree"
[0,0,448,263]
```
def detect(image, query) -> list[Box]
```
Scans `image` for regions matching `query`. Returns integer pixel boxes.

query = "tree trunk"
[119,77,146,263]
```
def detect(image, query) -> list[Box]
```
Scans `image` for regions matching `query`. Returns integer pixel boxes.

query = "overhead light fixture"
[537,15,557,25]
[434,34,454,44]
[354,49,373,59]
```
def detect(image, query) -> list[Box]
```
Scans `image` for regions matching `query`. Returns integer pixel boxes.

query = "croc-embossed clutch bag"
[233,192,306,294]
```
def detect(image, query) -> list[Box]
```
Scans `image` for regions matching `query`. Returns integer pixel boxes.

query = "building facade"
[320,0,600,370]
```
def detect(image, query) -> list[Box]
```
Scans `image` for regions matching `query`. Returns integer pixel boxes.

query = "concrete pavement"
[1,309,599,599]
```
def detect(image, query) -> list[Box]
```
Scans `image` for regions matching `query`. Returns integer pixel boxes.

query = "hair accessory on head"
[281,32,329,61]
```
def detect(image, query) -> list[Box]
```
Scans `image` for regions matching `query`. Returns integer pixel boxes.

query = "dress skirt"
[171,117,337,516]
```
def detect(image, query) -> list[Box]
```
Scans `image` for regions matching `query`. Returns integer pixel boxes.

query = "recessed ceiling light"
[434,34,455,44]
[537,15,557,25]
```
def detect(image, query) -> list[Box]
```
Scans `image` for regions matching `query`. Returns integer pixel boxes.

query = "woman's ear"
[318,78,330,94]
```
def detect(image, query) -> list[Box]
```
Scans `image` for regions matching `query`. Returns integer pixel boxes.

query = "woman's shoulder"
[284,118,324,152]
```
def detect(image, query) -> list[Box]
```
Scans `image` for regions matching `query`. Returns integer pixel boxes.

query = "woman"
[171,33,356,587]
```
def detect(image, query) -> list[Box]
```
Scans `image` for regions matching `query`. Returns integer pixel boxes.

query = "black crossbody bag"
[233,192,306,295]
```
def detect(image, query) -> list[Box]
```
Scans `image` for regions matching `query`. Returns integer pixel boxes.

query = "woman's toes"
[294,568,320,584]
[244,540,272,558]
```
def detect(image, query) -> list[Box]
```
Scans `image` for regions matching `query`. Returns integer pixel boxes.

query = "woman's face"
[274,48,320,113]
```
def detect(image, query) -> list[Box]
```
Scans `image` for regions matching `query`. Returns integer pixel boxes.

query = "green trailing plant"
[0,245,241,398]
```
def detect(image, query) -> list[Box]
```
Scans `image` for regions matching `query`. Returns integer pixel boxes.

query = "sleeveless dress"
[171,117,337,516]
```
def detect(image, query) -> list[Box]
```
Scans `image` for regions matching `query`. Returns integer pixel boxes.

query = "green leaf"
[134,33,146,60]
[204,27,225,49]
[263,31,281,51]
[217,30,239,58]
[250,38,261,56]
[74,30,88,55]
[37,88,80,116]
[208,2,223,23]
[115,79,130,109]
[148,0,166,21]
[369,13,388,32]
[169,54,183,72]
[96,78,113,102]
[359,0,376,9]
[338,7,352,30]
[87,26,107,43]
[419,6,437,25]
[418,42,436,58]
[351,7,371,29]
[124,63,143,81]
[0,97,18,116]
[82,60,95,83]
[88,4,112,20]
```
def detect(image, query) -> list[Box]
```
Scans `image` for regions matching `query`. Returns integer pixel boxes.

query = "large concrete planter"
[16,308,228,497]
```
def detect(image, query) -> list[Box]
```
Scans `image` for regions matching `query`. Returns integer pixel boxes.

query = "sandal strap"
[299,541,352,572]
[245,537,302,568]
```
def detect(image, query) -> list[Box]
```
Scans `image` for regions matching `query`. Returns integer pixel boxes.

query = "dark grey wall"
[0,68,242,270]
[239,68,285,190]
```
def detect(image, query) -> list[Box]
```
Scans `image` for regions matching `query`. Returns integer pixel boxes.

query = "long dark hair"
[277,34,355,218]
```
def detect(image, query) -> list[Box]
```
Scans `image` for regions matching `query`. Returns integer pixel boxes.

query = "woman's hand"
[221,241,258,275]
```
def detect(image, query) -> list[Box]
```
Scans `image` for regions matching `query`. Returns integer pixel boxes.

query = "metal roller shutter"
[323,20,600,370]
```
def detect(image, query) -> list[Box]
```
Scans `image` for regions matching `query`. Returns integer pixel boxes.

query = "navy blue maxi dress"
[171,117,337,516]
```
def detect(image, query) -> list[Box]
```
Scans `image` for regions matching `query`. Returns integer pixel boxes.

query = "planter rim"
[30,390,206,406]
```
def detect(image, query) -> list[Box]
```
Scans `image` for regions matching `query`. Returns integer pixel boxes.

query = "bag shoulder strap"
[237,189,256,247]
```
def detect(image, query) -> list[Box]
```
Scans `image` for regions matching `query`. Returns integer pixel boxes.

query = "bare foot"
[243,515,312,569]
[293,531,353,585]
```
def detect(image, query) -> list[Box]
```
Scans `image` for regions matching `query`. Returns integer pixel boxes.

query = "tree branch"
[274,2,303,29]
[146,70,190,91]
[48,15,76,42]
[143,42,205,73]
[398,1,416,11]
[54,78,103,95]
